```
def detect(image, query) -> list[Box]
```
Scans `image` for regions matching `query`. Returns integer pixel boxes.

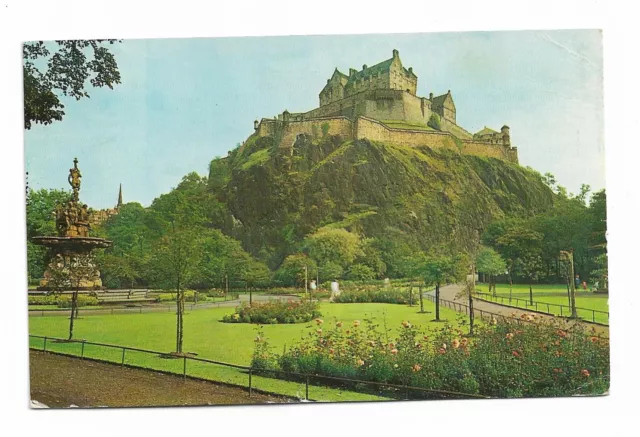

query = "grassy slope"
[29,300,463,401]
[475,284,609,324]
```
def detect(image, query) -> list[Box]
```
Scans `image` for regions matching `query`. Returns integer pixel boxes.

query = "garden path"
[429,284,609,337]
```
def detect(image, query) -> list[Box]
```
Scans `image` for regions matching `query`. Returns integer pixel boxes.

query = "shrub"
[55,295,99,308]
[333,286,411,304]
[28,294,99,308]
[427,113,441,131]
[154,290,210,303]
[222,300,321,324]
[252,314,609,398]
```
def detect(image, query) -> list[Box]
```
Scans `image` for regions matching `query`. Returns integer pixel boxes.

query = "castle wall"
[354,117,518,163]
[254,116,518,164]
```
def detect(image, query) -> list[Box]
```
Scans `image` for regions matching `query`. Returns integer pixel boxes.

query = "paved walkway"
[428,284,609,337]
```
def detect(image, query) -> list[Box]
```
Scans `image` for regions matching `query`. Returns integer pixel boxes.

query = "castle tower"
[501,125,511,147]
[117,183,123,209]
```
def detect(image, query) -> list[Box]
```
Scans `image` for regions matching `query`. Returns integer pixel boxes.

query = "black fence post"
[121,348,126,366]
[405,384,409,400]
[81,341,85,359]
[592,311,595,323]
[560,306,563,317]
[305,375,309,400]
[43,337,47,352]
[249,368,253,397]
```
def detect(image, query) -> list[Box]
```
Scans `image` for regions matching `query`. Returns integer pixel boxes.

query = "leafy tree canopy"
[24,40,122,129]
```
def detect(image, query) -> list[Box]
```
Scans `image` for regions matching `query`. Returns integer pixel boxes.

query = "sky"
[24,30,605,209]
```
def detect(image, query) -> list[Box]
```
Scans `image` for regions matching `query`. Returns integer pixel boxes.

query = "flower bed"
[222,300,321,324]
[332,286,411,304]
[251,314,609,398]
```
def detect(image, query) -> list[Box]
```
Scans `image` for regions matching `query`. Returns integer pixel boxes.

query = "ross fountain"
[32,158,112,291]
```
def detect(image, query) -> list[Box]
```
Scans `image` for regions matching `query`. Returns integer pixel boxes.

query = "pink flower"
[581,369,590,378]
[512,350,520,357]
[391,349,398,355]
[438,348,446,354]
[412,364,421,372]
[452,339,460,349]
[505,333,514,340]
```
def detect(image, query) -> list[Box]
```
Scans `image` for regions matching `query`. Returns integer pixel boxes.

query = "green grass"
[29,300,462,401]
[241,149,270,170]
[475,283,609,324]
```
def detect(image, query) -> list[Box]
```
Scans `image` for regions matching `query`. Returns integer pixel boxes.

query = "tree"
[26,188,71,282]
[47,253,96,340]
[422,254,467,321]
[305,227,362,270]
[347,264,375,282]
[24,40,122,129]
[149,225,202,354]
[475,247,507,296]
[274,254,318,287]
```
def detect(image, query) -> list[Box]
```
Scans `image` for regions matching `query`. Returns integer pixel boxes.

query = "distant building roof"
[431,91,452,108]
[475,126,499,136]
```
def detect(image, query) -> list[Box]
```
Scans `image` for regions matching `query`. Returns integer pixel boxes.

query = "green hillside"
[207,133,555,270]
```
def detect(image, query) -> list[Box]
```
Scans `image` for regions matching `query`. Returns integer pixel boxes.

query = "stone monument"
[32,158,112,290]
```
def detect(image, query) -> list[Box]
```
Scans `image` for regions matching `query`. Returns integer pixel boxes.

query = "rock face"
[208,134,554,269]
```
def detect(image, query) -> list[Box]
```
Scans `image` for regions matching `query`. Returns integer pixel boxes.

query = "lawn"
[475,283,609,324]
[29,300,464,402]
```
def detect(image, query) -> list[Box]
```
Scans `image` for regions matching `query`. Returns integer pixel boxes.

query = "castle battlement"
[251,50,518,163]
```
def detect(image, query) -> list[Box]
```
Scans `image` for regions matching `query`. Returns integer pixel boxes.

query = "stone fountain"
[32,158,112,291]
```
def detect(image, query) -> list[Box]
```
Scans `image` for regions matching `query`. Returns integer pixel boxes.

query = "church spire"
[117,183,123,208]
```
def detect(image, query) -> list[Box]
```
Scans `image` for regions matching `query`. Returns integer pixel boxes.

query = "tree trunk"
[419,284,424,313]
[68,289,78,340]
[435,282,441,321]
[408,286,413,307]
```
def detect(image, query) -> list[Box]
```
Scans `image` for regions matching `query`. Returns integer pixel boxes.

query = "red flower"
[512,350,520,357]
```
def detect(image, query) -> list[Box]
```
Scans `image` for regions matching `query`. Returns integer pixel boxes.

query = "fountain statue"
[32,158,112,290]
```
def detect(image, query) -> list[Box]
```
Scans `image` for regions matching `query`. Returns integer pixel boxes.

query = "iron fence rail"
[29,334,488,402]
[423,293,609,339]
[472,291,609,326]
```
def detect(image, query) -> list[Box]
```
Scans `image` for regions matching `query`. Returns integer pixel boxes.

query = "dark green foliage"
[346,264,375,282]
[23,40,122,129]
[427,113,442,131]
[274,254,317,287]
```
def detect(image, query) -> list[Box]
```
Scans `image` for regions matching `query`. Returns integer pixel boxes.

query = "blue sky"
[24,30,604,209]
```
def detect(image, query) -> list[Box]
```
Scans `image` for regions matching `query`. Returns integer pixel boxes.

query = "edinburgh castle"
[251,50,518,163]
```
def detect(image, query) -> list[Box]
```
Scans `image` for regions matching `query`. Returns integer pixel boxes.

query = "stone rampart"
[254,116,518,163]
